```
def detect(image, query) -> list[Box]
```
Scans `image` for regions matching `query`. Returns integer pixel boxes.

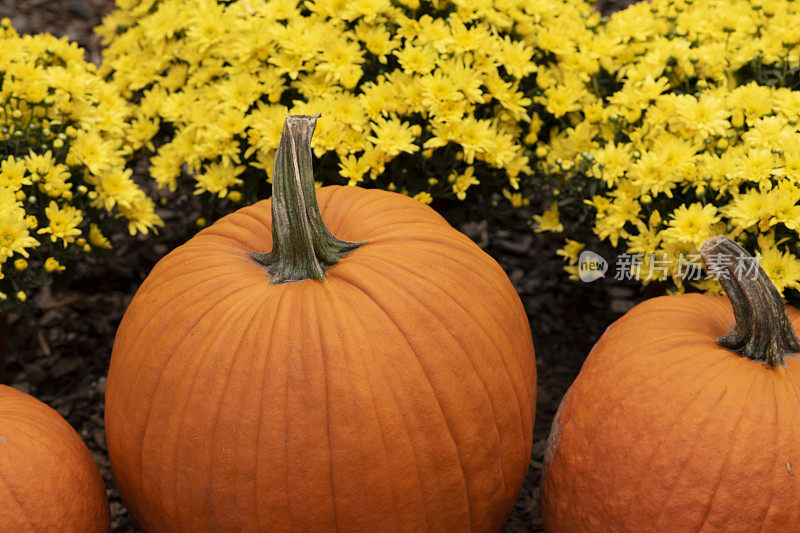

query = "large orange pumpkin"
[542,235,800,531]
[106,115,536,531]
[0,384,110,531]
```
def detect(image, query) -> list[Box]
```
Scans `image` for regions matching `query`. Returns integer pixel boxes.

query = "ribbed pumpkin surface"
[542,294,800,532]
[0,385,110,531]
[106,185,536,532]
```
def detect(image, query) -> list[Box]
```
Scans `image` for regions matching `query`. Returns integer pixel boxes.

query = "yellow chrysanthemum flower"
[44,257,65,272]
[533,202,564,233]
[38,201,83,246]
[0,208,40,261]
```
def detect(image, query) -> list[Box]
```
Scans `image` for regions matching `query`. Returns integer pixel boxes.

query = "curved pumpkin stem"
[250,114,362,283]
[699,235,800,367]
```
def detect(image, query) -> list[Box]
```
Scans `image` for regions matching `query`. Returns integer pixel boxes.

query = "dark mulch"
[466,223,644,532]
[2,1,645,531]
[5,225,189,530]
[0,0,109,64]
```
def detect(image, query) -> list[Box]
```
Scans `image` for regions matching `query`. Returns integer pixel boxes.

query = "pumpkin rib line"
[133,252,242,293]
[232,210,268,235]
[324,187,396,232]
[567,344,725,528]
[0,417,92,484]
[355,246,531,419]
[158,247,268,282]
[325,287,402,529]
[339,291,432,531]
[350,243,519,337]
[690,375,760,531]
[318,186,359,223]
[114,265,246,361]
[619,353,735,529]
[206,288,273,528]
[612,303,729,339]
[206,210,268,244]
[587,331,719,386]
[283,320,294,529]
[254,289,287,529]
[116,268,250,363]
[126,281,257,521]
[785,369,800,404]
[778,374,800,525]
[578,342,712,462]
[227,209,276,248]
[370,231,496,261]
[757,376,782,529]
[0,467,35,531]
[354,213,453,234]
[387,249,532,418]
[351,192,443,223]
[360,217,465,236]
[359,213,442,231]
[120,265,239,319]
[179,242,266,258]
[362,204,444,222]
[110,271,243,406]
[162,284,261,527]
[182,235,261,250]
[334,268,473,530]
[364,254,516,497]
[235,205,267,226]
[110,272,251,504]
[349,222,457,243]
[780,371,800,526]
[364,241,520,318]
[644,369,737,528]
[313,287,342,530]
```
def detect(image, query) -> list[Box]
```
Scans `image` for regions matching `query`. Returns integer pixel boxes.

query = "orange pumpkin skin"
[542,294,800,532]
[106,185,536,532]
[0,385,110,532]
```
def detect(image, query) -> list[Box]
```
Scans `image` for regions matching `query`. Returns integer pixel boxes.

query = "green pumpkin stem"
[250,114,362,283]
[700,235,800,367]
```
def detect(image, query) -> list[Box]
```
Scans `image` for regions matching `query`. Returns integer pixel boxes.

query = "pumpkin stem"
[699,235,800,367]
[250,114,362,283]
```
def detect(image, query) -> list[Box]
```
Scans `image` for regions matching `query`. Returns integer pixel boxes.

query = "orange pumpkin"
[0,385,110,531]
[542,235,800,531]
[106,115,536,531]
